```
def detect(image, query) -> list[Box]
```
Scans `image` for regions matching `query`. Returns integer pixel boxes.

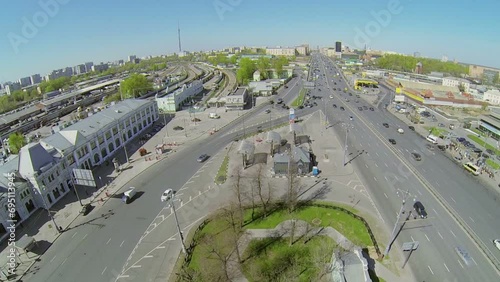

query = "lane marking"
[457,259,464,268]
[417,190,422,196]
[374,163,378,168]
[384,163,388,168]
[444,263,450,272]
[71,232,78,238]
[424,234,430,242]
[82,234,88,240]
[61,258,67,266]
[144,255,154,258]
[471,257,478,266]
[375,152,379,157]
[432,208,438,215]
[427,265,434,275]
[131,265,141,268]
[450,230,457,238]
[437,231,444,239]
[450,197,457,204]
[435,182,440,187]
[156,246,166,249]
[469,216,475,223]
[186,181,194,184]
[120,240,125,247]
[50,256,56,263]
[411,236,415,242]
[102,266,107,275]
[384,193,388,199]
[374,177,377,181]
[106,238,112,245]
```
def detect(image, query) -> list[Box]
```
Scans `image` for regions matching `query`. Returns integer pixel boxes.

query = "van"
[463,162,480,176]
[426,135,438,144]
[122,187,137,204]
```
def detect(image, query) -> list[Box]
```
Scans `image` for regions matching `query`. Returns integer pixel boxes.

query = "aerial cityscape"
[0,1,499,282]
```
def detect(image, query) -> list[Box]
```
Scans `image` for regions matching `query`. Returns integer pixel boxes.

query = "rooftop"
[229,87,247,96]
[0,105,40,125]
[42,99,151,151]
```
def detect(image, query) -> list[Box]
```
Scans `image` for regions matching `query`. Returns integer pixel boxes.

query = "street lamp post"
[34,186,61,233]
[383,189,411,258]
[169,192,187,254]
[342,122,354,166]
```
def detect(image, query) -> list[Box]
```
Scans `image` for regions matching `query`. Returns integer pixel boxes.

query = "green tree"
[236,58,256,85]
[272,56,289,79]
[256,57,271,80]
[119,73,153,98]
[8,132,26,154]
[493,72,500,85]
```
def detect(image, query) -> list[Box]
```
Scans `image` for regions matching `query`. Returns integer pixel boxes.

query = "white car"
[329,95,333,99]
[398,128,404,134]
[161,189,173,202]
[494,239,500,251]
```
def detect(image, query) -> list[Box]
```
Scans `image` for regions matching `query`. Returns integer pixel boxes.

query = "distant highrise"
[18,77,31,87]
[335,41,342,53]
[30,74,41,85]
[128,55,136,63]
[84,62,94,72]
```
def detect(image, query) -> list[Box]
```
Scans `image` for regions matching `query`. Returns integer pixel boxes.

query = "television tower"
[177,21,182,52]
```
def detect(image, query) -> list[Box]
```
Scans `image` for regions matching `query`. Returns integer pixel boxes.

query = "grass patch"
[244,206,373,247]
[424,126,448,137]
[242,236,335,282]
[291,88,306,108]
[214,155,229,184]
[486,158,500,170]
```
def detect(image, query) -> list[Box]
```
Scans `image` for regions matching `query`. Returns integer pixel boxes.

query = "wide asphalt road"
[23,71,308,282]
[312,53,499,281]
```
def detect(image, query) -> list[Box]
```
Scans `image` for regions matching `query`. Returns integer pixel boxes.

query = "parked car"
[409,126,415,131]
[383,123,389,128]
[332,104,337,108]
[363,106,368,110]
[389,138,396,144]
[161,188,173,202]
[80,204,92,216]
[197,154,209,162]
[493,239,500,251]
[438,123,445,127]
[358,107,363,111]
[486,149,495,155]
[340,107,345,111]
[413,201,428,219]
[369,107,374,111]
[264,109,271,114]
[411,153,421,161]
[398,128,404,134]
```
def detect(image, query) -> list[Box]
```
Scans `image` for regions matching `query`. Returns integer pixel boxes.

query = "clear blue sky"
[1,0,499,82]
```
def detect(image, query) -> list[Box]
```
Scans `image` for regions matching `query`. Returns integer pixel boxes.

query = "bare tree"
[200,233,237,281]
[231,166,245,226]
[285,154,301,214]
[221,204,244,263]
[310,237,336,281]
[254,164,273,218]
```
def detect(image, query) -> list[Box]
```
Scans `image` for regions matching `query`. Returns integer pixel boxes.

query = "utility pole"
[33,185,62,233]
[342,122,354,166]
[383,189,411,258]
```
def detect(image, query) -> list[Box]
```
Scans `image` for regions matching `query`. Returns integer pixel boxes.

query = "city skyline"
[1,0,499,82]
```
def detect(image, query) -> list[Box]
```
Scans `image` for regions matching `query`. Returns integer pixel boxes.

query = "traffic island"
[172,203,387,282]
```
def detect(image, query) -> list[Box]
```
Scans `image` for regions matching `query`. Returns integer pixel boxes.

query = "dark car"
[409,126,415,131]
[389,138,396,144]
[486,149,495,155]
[369,107,374,111]
[383,123,389,128]
[173,126,184,131]
[363,106,368,110]
[358,107,363,111]
[197,154,209,162]
[413,201,428,219]
[264,109,271,114]
[80,204,92,216]
[340,106,345,111]
[332,104,337,108]
[411,152,421,161]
